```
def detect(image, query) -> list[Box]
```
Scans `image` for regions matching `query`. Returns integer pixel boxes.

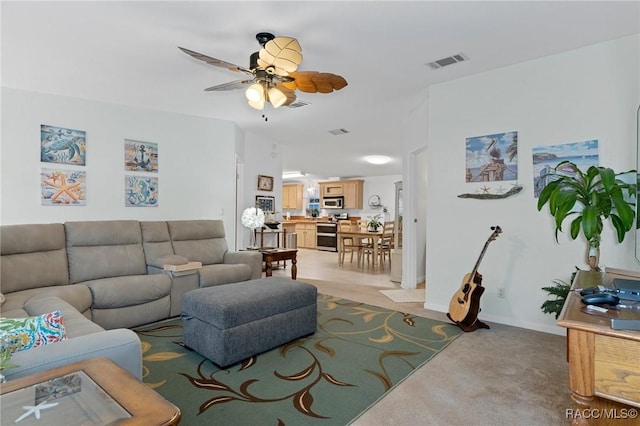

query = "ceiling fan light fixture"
[268,87,288,108]
[247,97,265,110]
[245,83,265,103]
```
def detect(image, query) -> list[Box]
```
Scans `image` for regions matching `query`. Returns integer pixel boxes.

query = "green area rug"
[134,294,462,425]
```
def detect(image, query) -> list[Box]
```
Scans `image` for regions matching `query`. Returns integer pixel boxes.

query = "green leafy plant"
[537,161,636,271]
[540,268,579,319]
[367,214,383,231]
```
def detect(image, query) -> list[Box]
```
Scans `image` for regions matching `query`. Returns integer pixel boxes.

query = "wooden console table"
[557,268,640,424]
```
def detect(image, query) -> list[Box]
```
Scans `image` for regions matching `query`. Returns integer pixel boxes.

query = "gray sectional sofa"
[0,219,262,380]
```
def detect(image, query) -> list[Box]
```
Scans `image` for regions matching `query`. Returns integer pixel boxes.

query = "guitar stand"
[447,313,490,332]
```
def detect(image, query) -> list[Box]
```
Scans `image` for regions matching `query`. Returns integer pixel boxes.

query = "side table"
[0,357,181,425]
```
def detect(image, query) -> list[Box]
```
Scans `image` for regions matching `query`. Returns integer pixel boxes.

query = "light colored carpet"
[380,289,425,303]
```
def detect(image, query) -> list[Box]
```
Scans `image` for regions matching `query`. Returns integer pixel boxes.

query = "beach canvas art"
[41,168,87,206]
[532,140,599,197]
[465,131,518,182]
[41,124,86,166]
[125,176,158,207]
[124,139,158,172]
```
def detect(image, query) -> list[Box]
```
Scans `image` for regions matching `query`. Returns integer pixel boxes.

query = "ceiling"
[2,1,639,179]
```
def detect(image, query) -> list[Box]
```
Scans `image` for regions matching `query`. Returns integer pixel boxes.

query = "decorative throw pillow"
[0,311,67,353]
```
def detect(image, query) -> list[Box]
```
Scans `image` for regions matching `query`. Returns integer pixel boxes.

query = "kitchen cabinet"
[282,184,303,210]
[295,223,317,248]
[321,182,344,197]
[319,179,363,209]
[342,180,363,209]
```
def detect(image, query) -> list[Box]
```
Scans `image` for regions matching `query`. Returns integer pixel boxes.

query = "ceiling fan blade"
[258,37,303,75]
[283,71,348,93]
[179,47,254,75]
[204,79,255,91]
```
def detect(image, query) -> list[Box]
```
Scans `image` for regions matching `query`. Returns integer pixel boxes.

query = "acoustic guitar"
[447,225,502,330]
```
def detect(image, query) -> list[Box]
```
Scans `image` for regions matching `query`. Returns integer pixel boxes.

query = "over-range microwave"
[322,196,344,209]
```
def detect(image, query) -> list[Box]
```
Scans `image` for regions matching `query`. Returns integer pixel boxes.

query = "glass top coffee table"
[0,357,180,425]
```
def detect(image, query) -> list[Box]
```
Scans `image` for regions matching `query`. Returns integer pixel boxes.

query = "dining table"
[337,229,383,269]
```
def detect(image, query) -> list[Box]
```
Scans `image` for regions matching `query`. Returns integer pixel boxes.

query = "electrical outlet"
[497,288,505,298]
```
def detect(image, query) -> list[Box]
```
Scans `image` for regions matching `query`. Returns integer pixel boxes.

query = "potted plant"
[540,268,579,319]
[367,214,383,232]
[537,161,636,271]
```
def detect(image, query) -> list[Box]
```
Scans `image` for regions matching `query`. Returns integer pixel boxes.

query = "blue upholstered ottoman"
[181,277,317,367]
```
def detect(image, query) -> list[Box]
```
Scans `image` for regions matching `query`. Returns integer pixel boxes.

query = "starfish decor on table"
[14,400,59,423]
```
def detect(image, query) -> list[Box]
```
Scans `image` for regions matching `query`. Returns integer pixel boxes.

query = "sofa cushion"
[1,223,69,293]
[198,264,254,287]
[168,220,228,265]
[23,296,104,338]
[140,221,177,268]
[65,220,147,283]
[85,275,171,309]
[0,310,67,353]
[0,284,93,317]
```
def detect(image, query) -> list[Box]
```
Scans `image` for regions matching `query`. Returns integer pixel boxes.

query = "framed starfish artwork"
[41,168,87,206]
[40,124,86,166]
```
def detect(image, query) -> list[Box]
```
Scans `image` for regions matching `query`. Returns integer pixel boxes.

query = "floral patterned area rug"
[134,294,463,426]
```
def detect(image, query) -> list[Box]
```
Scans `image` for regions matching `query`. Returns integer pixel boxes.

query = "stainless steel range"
[316,222,338,252]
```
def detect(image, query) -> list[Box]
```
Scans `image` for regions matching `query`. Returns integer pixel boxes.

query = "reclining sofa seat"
[0,223,142,380]
[166,220,262,287]
[65,220,171,329]
[0,223,92,315]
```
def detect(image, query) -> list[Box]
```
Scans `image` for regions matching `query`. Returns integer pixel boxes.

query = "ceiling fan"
[179,32,348,112]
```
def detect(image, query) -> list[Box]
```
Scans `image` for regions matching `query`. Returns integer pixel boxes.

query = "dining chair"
[378,221,395,267]
[361,221,393,268]
[338,220,363,266]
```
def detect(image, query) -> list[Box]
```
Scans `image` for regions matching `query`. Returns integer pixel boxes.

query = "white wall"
[1,88,240,242]
[239,132,283,248]
[402,98,429,289]
[358,174,401,222]
[424,34,640,334]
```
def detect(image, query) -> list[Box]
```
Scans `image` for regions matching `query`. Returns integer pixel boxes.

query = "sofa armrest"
[5,329,143,381]
[147,254,189,269]
[223,251,263,279]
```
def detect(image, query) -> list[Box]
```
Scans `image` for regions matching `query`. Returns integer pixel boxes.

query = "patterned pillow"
[0,311,67,353]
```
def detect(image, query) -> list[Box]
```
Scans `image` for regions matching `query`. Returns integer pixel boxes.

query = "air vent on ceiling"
[427,53,468,70]
[287,101,311,109]
[329,128,350,136]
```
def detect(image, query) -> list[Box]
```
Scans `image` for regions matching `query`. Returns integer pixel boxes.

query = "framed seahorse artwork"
[125,176,158,207]
[124,139,158,172]
[40,124,86,166]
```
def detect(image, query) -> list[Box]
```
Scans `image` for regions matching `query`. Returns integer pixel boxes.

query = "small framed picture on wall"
[256,195,275,213]
[257,175,274,191]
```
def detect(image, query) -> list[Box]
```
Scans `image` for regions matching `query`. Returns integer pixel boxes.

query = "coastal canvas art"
[41,168,87,206]
[124,139,158,172]
[465,131,518,182]
[41,124,86,166]
[532,139,599,197]
[125,176,158,207]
